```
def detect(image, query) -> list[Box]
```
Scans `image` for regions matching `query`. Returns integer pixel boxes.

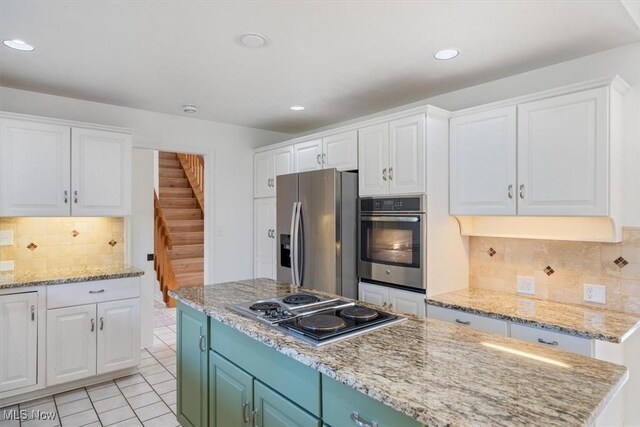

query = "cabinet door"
[254,381,321,427]
[177,303,208,427]
[294,139,323,173]
[358,123,389,196]
[0,292,38,393]
[97,299,140,375]
[389,114,425,194]
[71,128,132,216]
[322,131,358,171]
[450,107,517,215]
[254,198,276,280]
[358,282,389,308]
[254,151,274,198]
[273,146,294,194]
[46,304,97,386]
[0,119,71,216]
[388,288,426,317]
[517,87,609,216]
[210,352,253,427]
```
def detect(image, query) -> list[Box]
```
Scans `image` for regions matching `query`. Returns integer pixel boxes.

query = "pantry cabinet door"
[517,87,609,216]
[449,107,517,215]
[47,304,97,386]
[254,151,274,198]
[294,139,323,173]
[0,119,71,216]
[254,198,277,280]
[71,128,132,216]
[322,130,358,171]
[0,292,38,393]
[389,115,425,195]
[358,123,389,196]
[273,146,294,193]
[97,298,140,375]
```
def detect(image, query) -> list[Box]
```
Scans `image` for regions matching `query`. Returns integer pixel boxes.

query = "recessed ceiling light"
[434,48,460,60]
[183,104,197,113]
[289,105,305,111]
[2,39,35,51]
[236,33,269,49]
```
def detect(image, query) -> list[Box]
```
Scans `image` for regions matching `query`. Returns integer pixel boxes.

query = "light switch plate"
[0,230,13,246]
[584,284,606,304]
[516,276,535,295]
[0,260,14,272]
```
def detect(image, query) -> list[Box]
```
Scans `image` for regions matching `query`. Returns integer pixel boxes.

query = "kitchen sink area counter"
[427,288,640,343]
[171,278,628,427]
[0,265,144,289]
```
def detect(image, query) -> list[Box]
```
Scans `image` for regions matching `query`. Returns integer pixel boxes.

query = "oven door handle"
[360,216,420,223]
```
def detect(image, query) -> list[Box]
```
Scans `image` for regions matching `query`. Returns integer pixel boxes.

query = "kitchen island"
[171,279,628,427]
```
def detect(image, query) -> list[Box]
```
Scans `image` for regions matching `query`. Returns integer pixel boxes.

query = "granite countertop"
[0,265,144,289]
[426,288,640,344]
[171,279,628,427]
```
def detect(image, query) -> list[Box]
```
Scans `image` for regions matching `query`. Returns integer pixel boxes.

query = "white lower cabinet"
[97,299,141,374]
[0,292,38,393]
[358,282,426,317]
[427,305,508,336]
[510,323,593,357]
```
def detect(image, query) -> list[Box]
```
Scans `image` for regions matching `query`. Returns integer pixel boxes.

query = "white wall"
[0,87,290,285]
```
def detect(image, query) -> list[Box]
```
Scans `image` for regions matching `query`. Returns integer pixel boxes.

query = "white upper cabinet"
[517,87,608,216]
[450,106,517,215]
[322,130,358,171]
[254,198,276,280]
[293,139,323,173]
[71,128,132,216]
[358,123,389,196]
[0,115,132,217]
[254,146,294,198]
[389,114,425,195]
[0,119,71,216]
[0,292,38,393]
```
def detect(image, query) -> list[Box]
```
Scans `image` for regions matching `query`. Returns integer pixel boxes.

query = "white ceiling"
[1,1,639,134]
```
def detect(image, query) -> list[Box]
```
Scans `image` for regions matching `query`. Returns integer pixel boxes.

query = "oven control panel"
[359,196,424,212]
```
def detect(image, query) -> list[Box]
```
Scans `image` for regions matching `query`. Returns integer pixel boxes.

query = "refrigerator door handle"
[290,202,298,285]
[298,203,304,286]
[293,202,303,286]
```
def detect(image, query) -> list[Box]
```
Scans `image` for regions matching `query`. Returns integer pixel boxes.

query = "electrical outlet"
[584,284,606,304]
[0,230,13,246]
[0,260,14,271]
[516,276,535,295]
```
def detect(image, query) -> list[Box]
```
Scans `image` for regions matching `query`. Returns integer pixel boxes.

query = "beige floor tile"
[138,364,167,377]
[144,371,174,386]
[142,412,179,427]
[98,405,136,426]
[116,374,145,388]
[54,388,88,405]
[0,406,18,422]
[121,382,154,399]
[151,379,176,395]
[92,394,127,413]
[60,408,99,427]
[87,383,121,402]
[127,391,162,410]
[57,397,92,418]
[160,390,176,406]
[117,418,143,426]
[19,396,54,410]
[135,401,170,421]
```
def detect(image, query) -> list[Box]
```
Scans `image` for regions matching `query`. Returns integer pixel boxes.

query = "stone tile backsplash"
[0,217,125,271]
[469,228,640,315]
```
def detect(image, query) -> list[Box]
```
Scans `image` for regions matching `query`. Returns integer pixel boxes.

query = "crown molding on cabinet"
[0,111,132,135]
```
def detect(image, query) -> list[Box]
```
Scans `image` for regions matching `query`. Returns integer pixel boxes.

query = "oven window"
[360,217,421,268]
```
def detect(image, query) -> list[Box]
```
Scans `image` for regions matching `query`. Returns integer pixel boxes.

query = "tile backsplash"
[0,217,125,271]
[470,228,640,315]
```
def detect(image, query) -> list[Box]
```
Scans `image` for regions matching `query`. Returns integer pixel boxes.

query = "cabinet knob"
[519,184,525,199]
[31,305,35,321]
[322,153,327,165]
[74,190,78,204]
[388,167,393,181]
[64,190,68,204]
[316,154,322,165]
[350,411,379,427]
[507,185,513,199]
[382,168,387,181]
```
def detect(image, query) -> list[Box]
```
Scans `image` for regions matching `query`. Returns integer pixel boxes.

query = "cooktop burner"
[299,315,347,332]
[249,302,281,312]
[281,294,321,305]
[341,306,379,321]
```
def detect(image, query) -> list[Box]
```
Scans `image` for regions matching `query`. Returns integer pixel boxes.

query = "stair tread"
[175,272,204,278]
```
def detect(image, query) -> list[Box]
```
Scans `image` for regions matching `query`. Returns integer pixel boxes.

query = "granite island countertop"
[171,279,628,427]
[426,288,640,344]
[0,265,144,289]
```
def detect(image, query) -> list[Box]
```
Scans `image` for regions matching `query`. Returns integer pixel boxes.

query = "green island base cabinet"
[176,302,422,427]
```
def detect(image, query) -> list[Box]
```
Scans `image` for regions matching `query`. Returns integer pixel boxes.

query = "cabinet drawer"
[510,323,593,357]
[426,305,508,336]
[47,278,140,309]
[211,319,321,417]
[322,375,422,427]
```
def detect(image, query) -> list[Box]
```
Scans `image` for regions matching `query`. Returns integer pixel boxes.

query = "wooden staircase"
[155,151,204,306]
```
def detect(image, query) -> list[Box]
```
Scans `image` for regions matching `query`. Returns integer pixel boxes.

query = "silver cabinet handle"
[322,153,327,165]
[89,289,105,294]
[251,408,259,427]
[538,338,559,346]
[382,168,387,181]
[267,229,271,238]
[74,190,78,204]
[267,178,271,188]
[100,317,104,331]
[316,154,321,165]
[91,318,95,332]
[388,167,393,181]
[519,184,525,199]
[455,319,471,325]
[199,334,206,352]
[242,401,250,423]
[31,305,35,321]
[351,411,378,427]
[508,185,513,199]
[64,190,68,204]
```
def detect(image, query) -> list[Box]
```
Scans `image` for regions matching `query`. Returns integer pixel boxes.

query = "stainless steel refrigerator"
[276,169,358,299]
